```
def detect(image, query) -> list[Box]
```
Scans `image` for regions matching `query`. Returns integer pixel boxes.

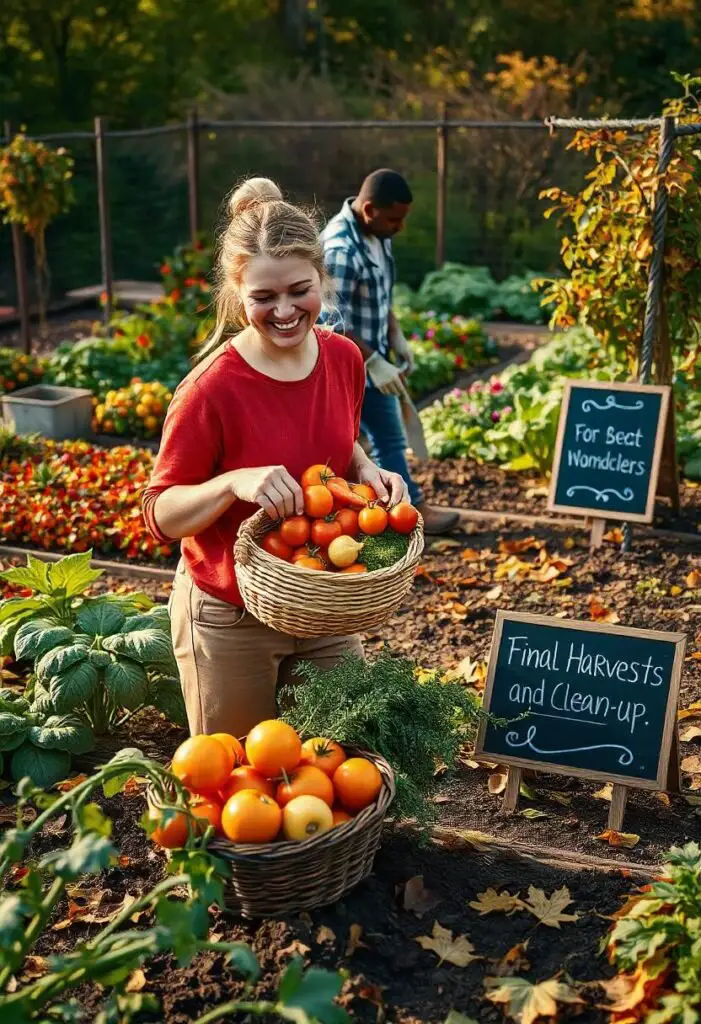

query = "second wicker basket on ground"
[234,509,424,638]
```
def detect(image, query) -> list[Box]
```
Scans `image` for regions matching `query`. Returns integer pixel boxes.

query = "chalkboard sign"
[476,612,685,789]
[548,381,671,522]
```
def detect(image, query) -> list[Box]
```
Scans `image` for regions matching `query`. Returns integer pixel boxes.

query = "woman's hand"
[355,459,409,507]
[228,465,304,520]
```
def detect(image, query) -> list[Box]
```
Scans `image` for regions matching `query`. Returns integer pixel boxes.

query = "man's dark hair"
[358,168,413,208]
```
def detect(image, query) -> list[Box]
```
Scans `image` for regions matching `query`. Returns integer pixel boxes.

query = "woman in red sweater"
[143,178,407,738]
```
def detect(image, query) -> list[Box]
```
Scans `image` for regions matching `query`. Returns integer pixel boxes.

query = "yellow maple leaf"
[416,921,479,967]
[595,829,640,849]
[485,976,583,1024]
[521,886,579,928]
[469,888,524,916]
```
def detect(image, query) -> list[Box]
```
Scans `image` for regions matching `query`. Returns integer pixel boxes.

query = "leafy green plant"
[604,842,701,1024]
[0,552,185,784]
[282,651,484,824]
[407,341,458,400]
[416,263,497,317]
[0,750,346,1024]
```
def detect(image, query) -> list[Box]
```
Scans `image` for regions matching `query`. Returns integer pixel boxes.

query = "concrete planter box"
[2,385,94,440]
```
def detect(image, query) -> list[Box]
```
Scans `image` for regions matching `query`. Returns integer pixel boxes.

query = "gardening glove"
[366,351,405,396]
[389,325,416,375]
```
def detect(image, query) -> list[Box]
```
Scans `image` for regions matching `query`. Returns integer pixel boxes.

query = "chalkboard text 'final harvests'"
[504,633,667,737]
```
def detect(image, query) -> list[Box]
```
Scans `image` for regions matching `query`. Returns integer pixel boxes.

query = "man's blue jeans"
[360,387,423,505]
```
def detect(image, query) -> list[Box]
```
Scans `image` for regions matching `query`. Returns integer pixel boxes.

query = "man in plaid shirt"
[321,169,459,534]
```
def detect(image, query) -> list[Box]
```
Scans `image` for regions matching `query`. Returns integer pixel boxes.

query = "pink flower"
[490,380,504,394]
[469,381,483,394]
[491,410,501,422]
[426,329,435,339]
[503,405,513,416]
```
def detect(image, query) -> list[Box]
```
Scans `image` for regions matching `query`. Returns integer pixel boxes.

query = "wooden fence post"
[94,116,114,322]
[3,121,32,354]
[435,102,448,269]
[187,109,201,245]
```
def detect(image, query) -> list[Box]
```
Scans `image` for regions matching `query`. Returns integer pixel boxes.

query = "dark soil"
[0,308,101,355]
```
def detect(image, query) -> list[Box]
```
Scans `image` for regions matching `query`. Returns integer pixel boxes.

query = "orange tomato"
[333,757,382,812]
[311,517,342,548]
[280,515,311,548]
[388,502,419,534]
[171,735,234,796]
[351,483,377,503]
[219,765,275,802]
[245,720,302,778]
[294,555,327,571]
[291,543,315,562]
[304,485,334,518]
[149,807,191,849]
[210,733,246,767]
[221,790,282,843]
[191,798,223,835]
[335,508,359,536]
[339,563,367,574]
[331,807,353,826]
[358,505,388,535]
[301,464,334,488]
[262,530,293,560]
[300,738,346,777]
[276,764,335,807]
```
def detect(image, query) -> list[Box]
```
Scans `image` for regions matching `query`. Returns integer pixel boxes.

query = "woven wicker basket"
[149,747,394,918]
[234,509,424,637]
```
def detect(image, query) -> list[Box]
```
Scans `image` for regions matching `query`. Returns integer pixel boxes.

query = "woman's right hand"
[228,466,304,520]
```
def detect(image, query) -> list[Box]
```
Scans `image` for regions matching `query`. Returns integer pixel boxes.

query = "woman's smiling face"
[240,254,323,349]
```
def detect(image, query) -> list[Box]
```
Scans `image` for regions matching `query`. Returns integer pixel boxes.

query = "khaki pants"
[168,562,363,737]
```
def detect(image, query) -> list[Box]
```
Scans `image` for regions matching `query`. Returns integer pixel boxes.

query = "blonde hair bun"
[228,177,283,218]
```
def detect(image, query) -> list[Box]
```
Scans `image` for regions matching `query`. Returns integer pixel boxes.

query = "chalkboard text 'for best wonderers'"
[504,634,667,737]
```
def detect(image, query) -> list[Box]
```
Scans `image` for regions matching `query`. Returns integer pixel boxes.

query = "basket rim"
[149,745,395,863]
[235,508,424,583]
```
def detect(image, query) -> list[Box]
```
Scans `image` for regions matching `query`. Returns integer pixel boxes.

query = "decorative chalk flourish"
[581,396,644,413]
[505,725,634,766]
[565,485,634,504]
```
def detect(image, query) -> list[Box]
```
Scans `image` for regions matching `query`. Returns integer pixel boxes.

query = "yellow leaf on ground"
[499,536,541,554]
[680,725,701,742]
[416,921,479,967]
[345,924,368,957]
[484,976,583,1024]
[521,886,579,928]
[315,925,337,945]
[461,548,481,562]
[604,528,624,544]
[593,783,613,802]
[678,702,701,720]
[595,829,640,849]
[488,773,507,795]
[686,569,701,588]
[469,889,524,916]
[670,585,683,597]
[486,585,503,601]
[681,754,701,774]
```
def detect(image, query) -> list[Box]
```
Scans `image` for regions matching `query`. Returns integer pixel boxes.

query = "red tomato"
[388,502,419,534]
[262,531,293,560]
[280,515,311,548]
[304,485,334,519]
[335,508,359,536]
[311,517,343,548]
[358,505,388,536]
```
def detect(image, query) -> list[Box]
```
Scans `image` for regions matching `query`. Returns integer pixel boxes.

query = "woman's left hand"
[356,461,409,506]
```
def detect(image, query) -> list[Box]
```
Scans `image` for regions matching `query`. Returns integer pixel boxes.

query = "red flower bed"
[0,438,173,562]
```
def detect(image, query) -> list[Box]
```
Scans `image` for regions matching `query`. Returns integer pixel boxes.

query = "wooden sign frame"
[547,380,671,523]
[475,611,686,793]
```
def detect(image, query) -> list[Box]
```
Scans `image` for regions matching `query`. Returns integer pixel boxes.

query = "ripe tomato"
[339,563,367,574]
[332,807,353,826]
[351,483,377,503]
[219,765,275,802]
[282,795,333,841]
[262,530,293,560]
[291,544,315,562]
[210,733,245,767]
[311,517,342,548]
[304,485,333,518]
[294,555,327,571]
[191,798,223,835]
[300,738,347,777]
[276,764,334,807]
[335,508,359,536]
[358,505,388,536]
[280,515,311,548]
[301,464,334,488]
[221,790,282,843]
[245,720,302,777]
[149,807,190,849]
[171,735,234,796]
[388,502,419,534]
[333,757,382,812]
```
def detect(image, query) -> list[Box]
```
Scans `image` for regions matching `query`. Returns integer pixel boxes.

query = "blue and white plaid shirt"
[320,198,394,360]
